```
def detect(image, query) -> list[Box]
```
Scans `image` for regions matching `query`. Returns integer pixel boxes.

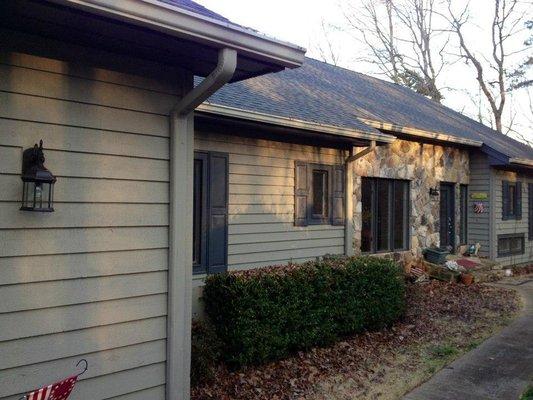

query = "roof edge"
[198,103,396,143]
[48,0,306,68]
[358,118,483,147]
[509,157,533,168]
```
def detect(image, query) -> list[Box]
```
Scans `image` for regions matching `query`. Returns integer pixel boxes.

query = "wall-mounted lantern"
[20,140,56,212]
[429,187,440,196]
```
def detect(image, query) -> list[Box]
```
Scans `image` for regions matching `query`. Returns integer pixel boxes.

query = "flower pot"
[461,273,474,286]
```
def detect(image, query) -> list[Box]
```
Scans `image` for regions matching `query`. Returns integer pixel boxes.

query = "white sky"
[196,0,533,145]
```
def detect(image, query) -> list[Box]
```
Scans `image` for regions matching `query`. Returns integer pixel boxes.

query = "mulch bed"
[191,281,520,400]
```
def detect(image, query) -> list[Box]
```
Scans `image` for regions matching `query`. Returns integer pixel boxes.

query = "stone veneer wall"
[351,139,470,266]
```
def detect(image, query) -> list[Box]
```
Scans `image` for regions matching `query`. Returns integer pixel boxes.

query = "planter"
[423,247,449,265]
[461,273,474,286]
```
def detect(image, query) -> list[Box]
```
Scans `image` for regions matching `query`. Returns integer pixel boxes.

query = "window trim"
[497,233,525,257]
[361,177,411,254]
[193,153,208,272]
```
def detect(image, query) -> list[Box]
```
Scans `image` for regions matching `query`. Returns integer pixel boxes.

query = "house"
[0,1,305,399]
[190,56,532,315]
[1,1,532,400]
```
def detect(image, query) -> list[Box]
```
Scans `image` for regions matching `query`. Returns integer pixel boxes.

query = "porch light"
[20,140,56,212]
[429,187,439,196]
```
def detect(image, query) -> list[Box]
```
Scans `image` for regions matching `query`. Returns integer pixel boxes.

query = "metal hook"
[76,359,88,376]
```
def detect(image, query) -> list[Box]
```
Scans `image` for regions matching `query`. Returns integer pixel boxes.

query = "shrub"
[203,256,406,367]
[191,319,221,387]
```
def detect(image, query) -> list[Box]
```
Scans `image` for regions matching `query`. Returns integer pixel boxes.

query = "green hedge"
[191,319,221,387]
[203,256,406,367]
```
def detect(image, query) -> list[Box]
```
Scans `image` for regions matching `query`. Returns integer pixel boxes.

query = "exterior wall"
[192,130,346,316]
[491,169,533,266]
[468,151,492,257]
[0,45,186,399]
[351,140,470,265]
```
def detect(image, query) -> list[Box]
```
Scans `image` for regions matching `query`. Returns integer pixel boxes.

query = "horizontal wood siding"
[195,131,345,272]
[467,151,491,257]
[0,47,181,399]
[492,169,533,266]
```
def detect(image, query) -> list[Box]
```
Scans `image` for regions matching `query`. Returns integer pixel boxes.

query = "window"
[460,185,468,244]
[294,162,344,226]
[529,183,533,240]
[312,169,329,220]
[361,178,410,253]
[193,151,229,275]
[502,181,522,220]
[497,234,525,257]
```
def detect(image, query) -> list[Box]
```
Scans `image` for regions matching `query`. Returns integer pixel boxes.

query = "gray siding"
[192,131,346,315]
[196,131,346,270]
[467,151,492,257]
[0,44,184,399]
[492,169,533,266]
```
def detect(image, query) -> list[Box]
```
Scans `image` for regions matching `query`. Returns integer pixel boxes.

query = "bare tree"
[342,0,447,102]
[313,19,341,66]
[446,0,529,132]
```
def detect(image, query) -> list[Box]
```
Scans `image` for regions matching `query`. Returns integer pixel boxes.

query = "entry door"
[439,183,455,249]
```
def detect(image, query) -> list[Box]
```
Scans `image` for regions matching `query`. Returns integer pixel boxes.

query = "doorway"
[439,182,455,249]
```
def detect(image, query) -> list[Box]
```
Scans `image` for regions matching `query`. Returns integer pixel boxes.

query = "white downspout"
[167,48,237,400]
[344,140,376,256]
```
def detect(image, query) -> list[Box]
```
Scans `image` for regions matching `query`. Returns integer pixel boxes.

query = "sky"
[196,0,532,145]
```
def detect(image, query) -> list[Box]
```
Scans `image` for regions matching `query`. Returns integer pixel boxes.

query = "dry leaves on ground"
[191,281,520,400]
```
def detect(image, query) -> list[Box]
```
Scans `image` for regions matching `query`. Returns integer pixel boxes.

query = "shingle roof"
[158,0,230,23]
[206,57,533,161]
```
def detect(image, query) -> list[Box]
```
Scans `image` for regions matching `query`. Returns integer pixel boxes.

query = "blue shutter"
[529,183,533,240]
[502,181,510,220]
[294,161,309,226]
[207,152,228,274]
[331,165,345,226]
[516,181,522,220]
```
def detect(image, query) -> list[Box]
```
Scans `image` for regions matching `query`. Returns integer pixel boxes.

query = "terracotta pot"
[461,273,474,286]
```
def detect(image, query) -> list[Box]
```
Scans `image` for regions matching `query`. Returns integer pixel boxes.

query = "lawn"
[192,281,520,400]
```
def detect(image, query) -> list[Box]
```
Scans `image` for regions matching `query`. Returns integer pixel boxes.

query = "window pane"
[193,159,203,266]
[393,181,407,250]
[509,184,515,215]
[498,238,510,254]
[376,180,391,251]
[510,237,522,253]
[361,178,373,252]
[312,170,328,217]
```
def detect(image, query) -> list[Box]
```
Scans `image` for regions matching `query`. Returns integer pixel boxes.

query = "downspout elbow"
[172,47,237,117]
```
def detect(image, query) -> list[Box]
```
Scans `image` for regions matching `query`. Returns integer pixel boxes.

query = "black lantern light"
[20,140,56,212]
[429,187,440,196]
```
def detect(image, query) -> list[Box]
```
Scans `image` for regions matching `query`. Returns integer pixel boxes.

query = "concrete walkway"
[404,277,533,400]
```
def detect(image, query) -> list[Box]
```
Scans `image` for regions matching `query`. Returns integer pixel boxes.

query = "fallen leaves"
[191,281,520,400]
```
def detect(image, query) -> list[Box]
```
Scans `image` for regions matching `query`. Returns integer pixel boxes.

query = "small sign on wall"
[470,192,488,200]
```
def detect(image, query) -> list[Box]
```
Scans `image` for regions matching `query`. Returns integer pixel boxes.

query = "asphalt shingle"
[207,57,533,161]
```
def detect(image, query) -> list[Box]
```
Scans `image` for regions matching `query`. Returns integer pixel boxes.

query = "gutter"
[344,141,377,256]
[167,48,237,400]
[198,103,396,143]
[509,158,533,168]
[358,117,483,147]
[48,0,305,68]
